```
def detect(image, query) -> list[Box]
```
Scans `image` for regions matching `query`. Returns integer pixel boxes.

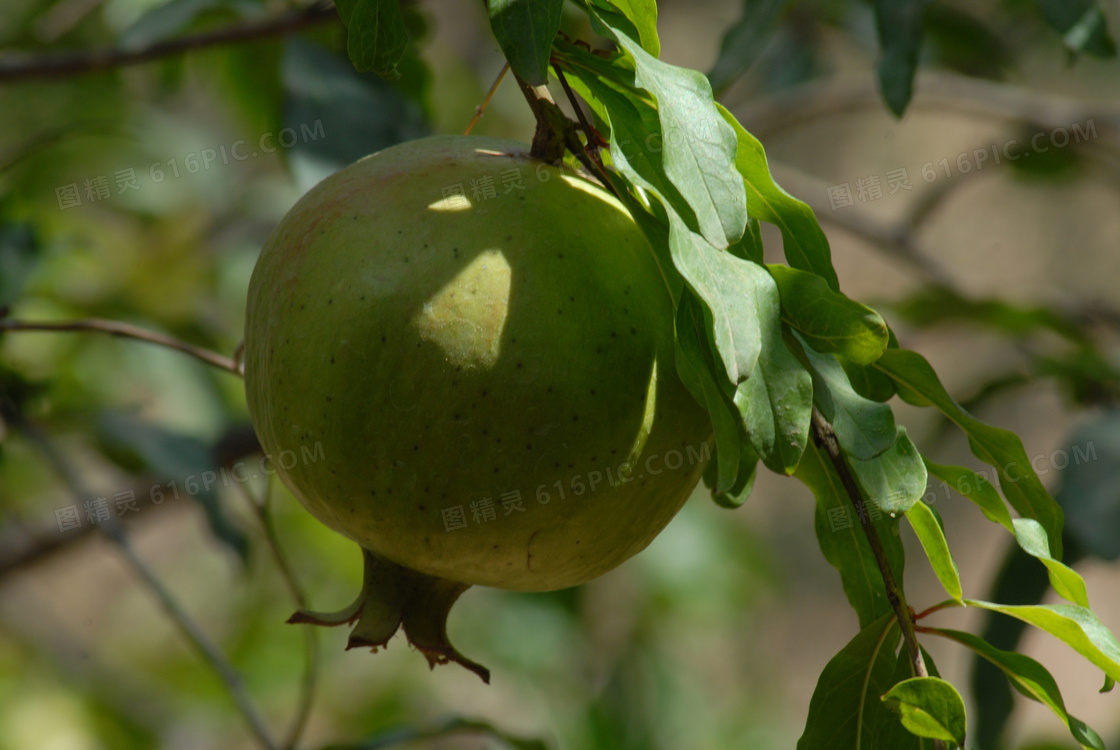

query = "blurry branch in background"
[737,71,1120,141]
[0,422,262,580]
[0,318,243,375]
[769,156,1120,334]
[3,400,280,750]
[0,1,339,84]
[234,478,319,750]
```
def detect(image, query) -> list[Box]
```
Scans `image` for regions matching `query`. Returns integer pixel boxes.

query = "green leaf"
[924,460,1013,531]
[769,264,888,365]
[905,500,962,601]
[591,9,747,248]
[587,0,659,56]
[707,438,759,508]
[282,39,428,191]
[1038,0,1117,57]
[873,0,932,116]
[95,412,250,563]
[675,292,741,493]
[881,677,966,745]
[798,441,905,628]
[1057,409,1120,561]
[1011,518,1090,607]
[841,358,898,403]
[334,0,408,78]
[487,0,564,86]
[874,348,1064,557]
[933,627,1107,750]
[847,427,927,515]
[666,210,763,385]
[716,104,839,290]
[924,5,1013,80]
[557,43,697,224]
[733,322,812,474]
[796,614,919,750]
[800,340,897,461]
[965,600,1120,682]
[707,0,791,93]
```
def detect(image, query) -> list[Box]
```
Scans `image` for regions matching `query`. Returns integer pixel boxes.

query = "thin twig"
[809,407,928,680]
[553,66,608,178]
[0,318,241,375]
[15,417,279,750]
[235,479,319,750]
[736,71,1120,143]
[0,2,339,84]
[463,62,509,135]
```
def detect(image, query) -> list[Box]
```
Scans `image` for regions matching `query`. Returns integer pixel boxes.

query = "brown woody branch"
[809,407,930,682]
[0,2,338,84]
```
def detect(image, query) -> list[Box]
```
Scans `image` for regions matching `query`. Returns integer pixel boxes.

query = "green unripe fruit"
[244,135,712,680]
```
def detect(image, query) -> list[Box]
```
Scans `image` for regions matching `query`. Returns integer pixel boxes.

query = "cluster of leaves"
[327,0,1120,747]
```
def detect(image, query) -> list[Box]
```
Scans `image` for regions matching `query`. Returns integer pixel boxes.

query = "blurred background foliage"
[1,0,1119,748]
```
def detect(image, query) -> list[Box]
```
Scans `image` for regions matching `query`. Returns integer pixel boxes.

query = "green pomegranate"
[243,135,713,680]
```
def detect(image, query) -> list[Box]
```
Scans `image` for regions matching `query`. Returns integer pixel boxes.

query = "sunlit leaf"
[905,500,962,601]
[874,348,1064,557]
[965,600,1120,682]
[881,677,967,744]
[934,627,1107,750]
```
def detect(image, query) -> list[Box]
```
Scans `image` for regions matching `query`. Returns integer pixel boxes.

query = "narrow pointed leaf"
[708,0,791,93]
[874,348,1064,557]
[905,500,962,601]
[873,0,932,116]
[1011,518,1090,607]
[964,600,1120,682]
[932,627,1107,750]
[924,460,1013,531]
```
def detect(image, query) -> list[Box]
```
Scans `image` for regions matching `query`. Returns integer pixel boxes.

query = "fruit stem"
[513,73,569,164]
[288,547,491,683]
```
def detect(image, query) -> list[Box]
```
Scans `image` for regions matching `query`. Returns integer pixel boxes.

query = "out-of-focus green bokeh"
[2,1,1120,748]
